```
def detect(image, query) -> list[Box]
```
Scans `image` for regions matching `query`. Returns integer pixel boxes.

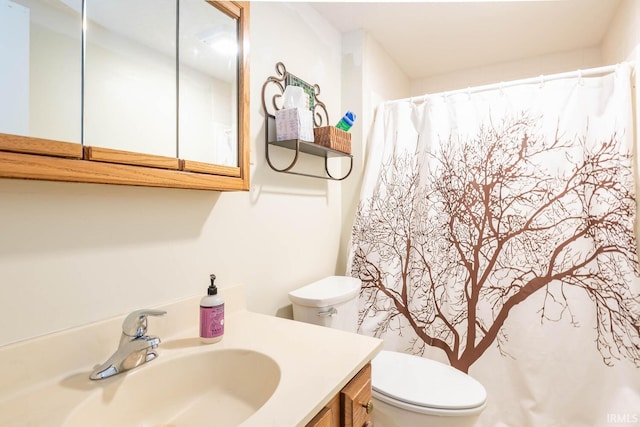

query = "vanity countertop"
[0,285,382,427]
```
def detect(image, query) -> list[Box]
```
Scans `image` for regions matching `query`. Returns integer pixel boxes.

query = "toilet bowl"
[288,276,487,427]
[371,350,486,427]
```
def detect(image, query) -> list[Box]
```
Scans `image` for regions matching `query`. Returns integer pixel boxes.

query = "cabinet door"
[306,394,340,427]
[307,407,333,427]
[0,0,82,156]
[84,0,176,158]
[341,363,373,427]
[178,0,238,168]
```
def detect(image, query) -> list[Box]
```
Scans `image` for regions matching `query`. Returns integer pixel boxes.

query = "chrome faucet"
[90,309,167,380]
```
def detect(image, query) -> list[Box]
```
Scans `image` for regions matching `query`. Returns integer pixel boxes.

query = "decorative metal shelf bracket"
[261,62,353,181]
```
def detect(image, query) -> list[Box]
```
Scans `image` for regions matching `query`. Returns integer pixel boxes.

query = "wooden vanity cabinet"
[307,363,373,427]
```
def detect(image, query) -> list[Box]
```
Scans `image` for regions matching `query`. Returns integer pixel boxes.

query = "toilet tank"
[288,276,361,333]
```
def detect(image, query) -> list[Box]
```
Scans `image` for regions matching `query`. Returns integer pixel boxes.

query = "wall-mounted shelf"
[264,114,353,180]
[261,62,353,181]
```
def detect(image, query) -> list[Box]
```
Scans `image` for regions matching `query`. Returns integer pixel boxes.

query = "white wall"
[410,0,637,98]
[0,2,343,346]
[602,0,640,63]
[411,47,602,96]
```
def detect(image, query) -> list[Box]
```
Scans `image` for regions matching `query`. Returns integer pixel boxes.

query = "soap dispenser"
[200,274,224,343]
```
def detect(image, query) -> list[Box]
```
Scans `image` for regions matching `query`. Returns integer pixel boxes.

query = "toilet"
[288,276,487,427]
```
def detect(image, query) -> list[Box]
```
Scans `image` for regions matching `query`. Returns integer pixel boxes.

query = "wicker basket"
[313,126,352,154]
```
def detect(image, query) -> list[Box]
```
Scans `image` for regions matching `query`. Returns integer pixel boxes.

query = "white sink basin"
[64,348,281,427]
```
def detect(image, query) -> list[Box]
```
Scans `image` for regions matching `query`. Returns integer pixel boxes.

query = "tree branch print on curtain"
[350,112,640,373]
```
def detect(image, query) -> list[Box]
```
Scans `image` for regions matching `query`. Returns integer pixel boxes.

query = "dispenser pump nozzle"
[208,274,218,295]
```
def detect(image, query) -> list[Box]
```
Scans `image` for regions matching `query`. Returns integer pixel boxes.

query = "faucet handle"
[122,309,167,338]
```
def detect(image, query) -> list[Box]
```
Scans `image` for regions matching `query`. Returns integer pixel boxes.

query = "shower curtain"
[348,63,640,427]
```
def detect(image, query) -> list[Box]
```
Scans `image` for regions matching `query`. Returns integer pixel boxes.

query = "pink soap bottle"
[200,274,224,344]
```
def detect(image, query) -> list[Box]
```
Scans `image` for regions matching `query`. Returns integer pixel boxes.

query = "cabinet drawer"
[341,363,373,427]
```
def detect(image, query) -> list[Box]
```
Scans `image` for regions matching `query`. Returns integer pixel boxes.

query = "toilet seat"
[371,351,487,416]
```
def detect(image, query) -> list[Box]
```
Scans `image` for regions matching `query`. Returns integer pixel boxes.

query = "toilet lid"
[371,351,487,410]
[288,276,361,307]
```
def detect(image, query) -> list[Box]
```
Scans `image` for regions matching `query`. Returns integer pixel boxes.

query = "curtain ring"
[538,75,545,88]
[578,69,584,86]
[499,82,505,96]
[467,87,472,100]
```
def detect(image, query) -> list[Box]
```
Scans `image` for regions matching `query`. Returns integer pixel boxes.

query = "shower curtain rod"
[389,62,634,105]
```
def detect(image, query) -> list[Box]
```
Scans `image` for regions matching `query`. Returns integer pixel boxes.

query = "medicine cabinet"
[0,0,249,191]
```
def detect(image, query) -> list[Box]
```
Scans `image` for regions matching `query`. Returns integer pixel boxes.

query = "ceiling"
[309,0,622,79]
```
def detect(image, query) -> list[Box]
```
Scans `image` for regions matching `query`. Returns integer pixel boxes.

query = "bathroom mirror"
[0,0,249,191]
[179,0,239,169]
[84,0,178,158]
[0,0,82,144]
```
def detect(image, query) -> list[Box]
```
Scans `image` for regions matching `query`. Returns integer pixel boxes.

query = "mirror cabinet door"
[84,0,179,167]
[179,0,239,170]
[0,0,82,157]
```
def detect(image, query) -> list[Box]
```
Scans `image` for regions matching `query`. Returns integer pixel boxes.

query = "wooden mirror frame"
[0,1,249,191]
